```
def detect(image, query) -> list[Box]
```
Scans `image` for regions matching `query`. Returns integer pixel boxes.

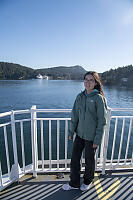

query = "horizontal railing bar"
[13,110,30,114]
[0,111,12,118]
[104,163,133,168]
[34,108,133,112]
[1,117,133,127]
[0,122,11,128]
[36,118,71,121]
[15,119,31,123]
[2,116,133,125]
[38,158,132,168]
[35,109,72,113]
[105,159,132,163]
[1,108,133,118]
[111,108,133,111]
[37,158,132,164]
[111,116,133,118]
[38,159,71,165]
[0,119,32,127]
[1,108,133,116]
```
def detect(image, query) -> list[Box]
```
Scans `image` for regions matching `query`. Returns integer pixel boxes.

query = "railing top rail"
[0,107,133,119]
[36,117,71,121]
[111,116,133,118]
[110,108,133,111]
[0,110,30,118]
[13,109,30,115]
[34,109,72,113]
[0,111,12,118]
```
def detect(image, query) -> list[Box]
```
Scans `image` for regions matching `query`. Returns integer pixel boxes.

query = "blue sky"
[0,0,133,72]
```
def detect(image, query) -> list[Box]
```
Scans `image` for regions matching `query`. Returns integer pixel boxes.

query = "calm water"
[0,80,133,173]
[0,79,133,112]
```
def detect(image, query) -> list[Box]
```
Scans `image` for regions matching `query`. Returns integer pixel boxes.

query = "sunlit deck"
[0,171,133,200]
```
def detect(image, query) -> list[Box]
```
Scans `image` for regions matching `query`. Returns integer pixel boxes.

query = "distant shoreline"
[0,62,133,87]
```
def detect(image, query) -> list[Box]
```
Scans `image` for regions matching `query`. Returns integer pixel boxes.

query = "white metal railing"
[0,106,133,191]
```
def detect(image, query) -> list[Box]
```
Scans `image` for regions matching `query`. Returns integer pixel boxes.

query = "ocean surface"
[0,79,133,173]
[0,79,133,112]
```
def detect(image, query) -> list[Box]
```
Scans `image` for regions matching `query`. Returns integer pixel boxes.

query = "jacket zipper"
[84,97,87,120]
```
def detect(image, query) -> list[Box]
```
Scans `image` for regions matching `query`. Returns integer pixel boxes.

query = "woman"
[62,71,107,191]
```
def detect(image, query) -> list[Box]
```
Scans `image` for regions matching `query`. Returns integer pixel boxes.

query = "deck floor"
[0,172,133,200]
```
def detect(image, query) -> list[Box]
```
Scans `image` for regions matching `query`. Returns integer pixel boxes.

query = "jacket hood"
[83,89,99,97]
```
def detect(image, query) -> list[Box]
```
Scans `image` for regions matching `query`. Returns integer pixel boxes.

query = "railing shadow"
[0,173,133,200]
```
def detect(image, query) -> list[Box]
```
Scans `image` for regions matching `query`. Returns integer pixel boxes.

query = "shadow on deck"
[0,172,133,200]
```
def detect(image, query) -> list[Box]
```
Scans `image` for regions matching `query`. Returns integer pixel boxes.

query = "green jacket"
[69,89,107,145]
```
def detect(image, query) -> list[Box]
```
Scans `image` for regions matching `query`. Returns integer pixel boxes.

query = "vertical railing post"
[100,107,111,175]
[65,120,68,170]
[10,111,19,181]
[0,161,2,187]
[31,105,38,177]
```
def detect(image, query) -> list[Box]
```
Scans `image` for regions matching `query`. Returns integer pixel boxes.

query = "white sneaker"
[80,183,92,191]
[62,183,79,191]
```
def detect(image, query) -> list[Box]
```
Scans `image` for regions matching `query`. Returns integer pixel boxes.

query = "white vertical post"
[20,121,25,173]
[41,120,44,171]
[57,120,59,170]
[101,108,111,175]
[11,111,19,180]
[4,126,10,179]
[111,118,118,164]
[95,146,99,170]
[124,118,132,164]
[0,161,2,187]
[31,105,38,177]
[49,120,52,170]
[65,120,68,170]
[118,118,125,164]
[131,150,133,164]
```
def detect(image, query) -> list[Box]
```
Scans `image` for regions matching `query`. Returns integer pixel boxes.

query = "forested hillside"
[100,65,133,87]
[0,62,86,80]
[0,62,34,79]
[34,65,86,80]
[0,62,133,87]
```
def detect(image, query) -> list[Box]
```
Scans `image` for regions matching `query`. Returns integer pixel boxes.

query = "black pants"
[69,135,95,188]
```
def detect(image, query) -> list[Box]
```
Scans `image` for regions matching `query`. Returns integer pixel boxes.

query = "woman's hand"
[69,136,72,140]
[93,144,98,149]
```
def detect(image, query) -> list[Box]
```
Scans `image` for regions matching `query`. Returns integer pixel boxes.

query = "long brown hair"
[84,71,104,97]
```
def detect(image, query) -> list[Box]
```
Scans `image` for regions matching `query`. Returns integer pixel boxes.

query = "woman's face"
[84,74,96,93]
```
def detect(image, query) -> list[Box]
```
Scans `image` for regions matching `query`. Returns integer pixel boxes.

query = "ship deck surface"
[0,171,133,200]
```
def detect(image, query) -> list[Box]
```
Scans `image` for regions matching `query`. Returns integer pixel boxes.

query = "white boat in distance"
[36,74,49,80]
